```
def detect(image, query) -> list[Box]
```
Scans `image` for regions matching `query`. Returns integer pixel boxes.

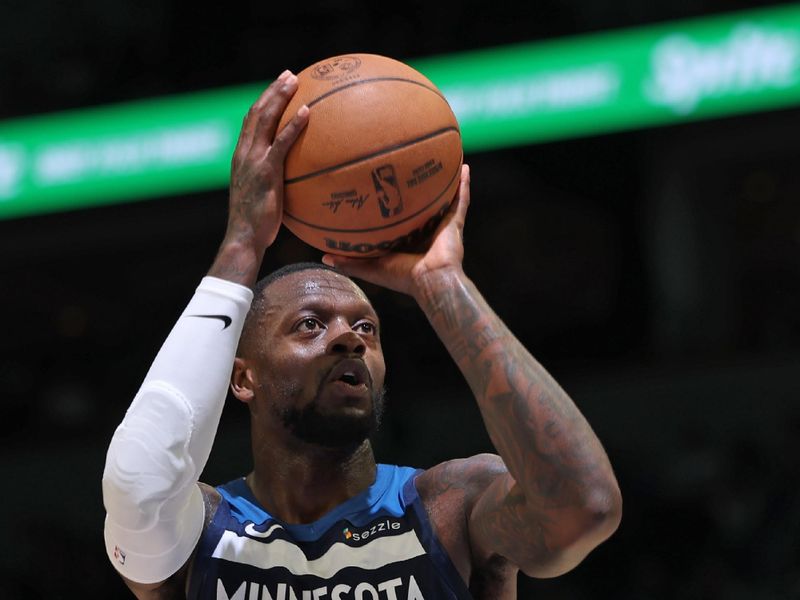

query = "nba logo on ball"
[372,165,403,218]
[278,53,463,257]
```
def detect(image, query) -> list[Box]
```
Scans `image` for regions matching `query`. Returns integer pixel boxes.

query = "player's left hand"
[322,164,470,298]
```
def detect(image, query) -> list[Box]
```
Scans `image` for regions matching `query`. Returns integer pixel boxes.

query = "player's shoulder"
[415,453,508,517]
[413,454,510,583]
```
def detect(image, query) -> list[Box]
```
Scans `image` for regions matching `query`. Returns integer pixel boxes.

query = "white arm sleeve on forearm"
[102,276,253,584]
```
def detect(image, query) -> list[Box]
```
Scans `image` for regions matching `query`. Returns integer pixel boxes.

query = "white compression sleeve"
[102,276,253,584]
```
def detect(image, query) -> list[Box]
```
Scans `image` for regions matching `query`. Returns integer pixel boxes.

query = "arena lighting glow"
[1,3,799,219]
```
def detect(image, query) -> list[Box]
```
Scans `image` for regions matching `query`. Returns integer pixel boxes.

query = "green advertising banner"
[417,3,800,150]
[0,85,263,219]
[1,3,799,219]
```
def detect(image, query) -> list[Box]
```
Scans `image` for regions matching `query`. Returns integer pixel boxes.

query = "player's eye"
[296,318,323,332]
[354,321,377,335]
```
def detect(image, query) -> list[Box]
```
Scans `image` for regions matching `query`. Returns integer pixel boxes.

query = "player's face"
[251,269,386,447]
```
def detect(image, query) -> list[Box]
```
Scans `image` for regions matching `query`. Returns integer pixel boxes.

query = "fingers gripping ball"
[277,54,463,257]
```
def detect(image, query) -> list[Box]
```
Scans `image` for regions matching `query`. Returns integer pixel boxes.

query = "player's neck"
[248,438,377,524]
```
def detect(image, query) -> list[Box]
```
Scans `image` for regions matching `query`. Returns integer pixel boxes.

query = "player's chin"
[290,387,386,448]
[295,410,377,448]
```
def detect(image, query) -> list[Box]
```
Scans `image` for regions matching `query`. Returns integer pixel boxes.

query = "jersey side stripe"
[211,530,426,578]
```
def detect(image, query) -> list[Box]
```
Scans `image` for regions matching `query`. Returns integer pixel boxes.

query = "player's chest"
[194,513,471,600]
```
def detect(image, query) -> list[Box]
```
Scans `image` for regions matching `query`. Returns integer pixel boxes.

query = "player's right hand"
[322,164,470,299]
[225,70,309,252]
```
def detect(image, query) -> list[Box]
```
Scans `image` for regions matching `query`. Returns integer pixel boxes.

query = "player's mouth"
[325,358,371,392]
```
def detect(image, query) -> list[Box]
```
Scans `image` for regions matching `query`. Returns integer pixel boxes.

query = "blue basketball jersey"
[188,464,473,600]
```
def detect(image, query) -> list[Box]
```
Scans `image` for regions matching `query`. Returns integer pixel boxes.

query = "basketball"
[277,53,463,257]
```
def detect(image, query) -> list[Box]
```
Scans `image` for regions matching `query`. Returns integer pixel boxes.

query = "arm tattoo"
[418,271,617,563]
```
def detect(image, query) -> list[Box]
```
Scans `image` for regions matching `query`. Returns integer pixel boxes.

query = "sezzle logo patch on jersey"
[343,519,401,542]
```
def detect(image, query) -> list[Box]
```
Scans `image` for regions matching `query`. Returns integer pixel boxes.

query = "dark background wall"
[2,1,800,598]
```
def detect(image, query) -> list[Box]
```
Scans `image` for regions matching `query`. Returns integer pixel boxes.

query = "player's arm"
[413,271,621,578]
[101,71,309,598]
[324,165,622,578]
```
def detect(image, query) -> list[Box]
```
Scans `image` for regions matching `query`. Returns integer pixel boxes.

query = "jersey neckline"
[219,463,410,541]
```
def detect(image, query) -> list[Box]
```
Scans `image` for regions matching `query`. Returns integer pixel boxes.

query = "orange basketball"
[277,53,463,257]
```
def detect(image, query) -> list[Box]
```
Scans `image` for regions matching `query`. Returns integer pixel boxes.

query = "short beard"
[277,386,386,448]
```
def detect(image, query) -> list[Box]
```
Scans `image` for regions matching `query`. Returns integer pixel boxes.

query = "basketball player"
[102,70,621,600]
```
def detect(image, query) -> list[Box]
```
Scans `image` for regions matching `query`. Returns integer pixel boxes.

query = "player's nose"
[326,326,366,356]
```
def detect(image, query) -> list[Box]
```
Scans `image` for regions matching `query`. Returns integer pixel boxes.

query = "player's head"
[232,262,386,450]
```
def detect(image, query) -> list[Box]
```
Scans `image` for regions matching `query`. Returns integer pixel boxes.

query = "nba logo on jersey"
[113,545,126,565]
[372,165,403,218]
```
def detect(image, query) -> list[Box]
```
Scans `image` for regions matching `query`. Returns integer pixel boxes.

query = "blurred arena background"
[2,1,800,598]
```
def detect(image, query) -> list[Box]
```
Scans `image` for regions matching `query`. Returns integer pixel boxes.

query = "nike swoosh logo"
[187,314,232,329]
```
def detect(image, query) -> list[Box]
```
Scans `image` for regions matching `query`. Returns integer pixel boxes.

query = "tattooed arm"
[413,267,621,577]
[325,165,621,578]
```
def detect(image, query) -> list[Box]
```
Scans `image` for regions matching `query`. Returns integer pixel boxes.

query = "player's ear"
[231,357,256,403]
